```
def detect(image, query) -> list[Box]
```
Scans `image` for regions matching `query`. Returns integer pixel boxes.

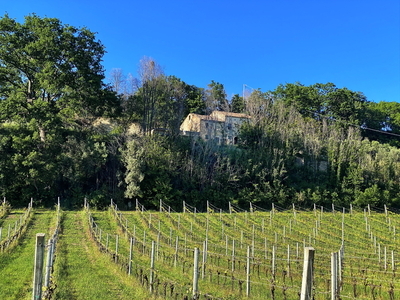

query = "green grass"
[0,210,54,300]
[51,211,156,300]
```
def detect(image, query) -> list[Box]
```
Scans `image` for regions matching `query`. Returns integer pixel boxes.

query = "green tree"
[231,94,244,113]
[0,14,117,137]
[205,80,228,112]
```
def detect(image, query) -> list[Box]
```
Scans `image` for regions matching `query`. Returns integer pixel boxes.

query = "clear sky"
[2,0,399,102]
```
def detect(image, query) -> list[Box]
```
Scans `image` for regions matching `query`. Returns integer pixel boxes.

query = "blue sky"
[2,0,399,102]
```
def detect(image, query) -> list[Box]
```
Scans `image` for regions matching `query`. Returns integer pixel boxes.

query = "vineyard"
[0,199,399,299]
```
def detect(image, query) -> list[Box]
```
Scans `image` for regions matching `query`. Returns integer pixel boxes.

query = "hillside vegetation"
[1,14,400,210]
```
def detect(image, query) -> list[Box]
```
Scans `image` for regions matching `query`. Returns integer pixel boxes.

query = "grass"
[51,211,157,300]
[0,209,54,300]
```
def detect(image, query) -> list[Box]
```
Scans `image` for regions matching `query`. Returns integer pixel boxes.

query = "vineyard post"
[115,235,119,263]
[384,204,388,218]
[331,252,338,300]
[300,247,315,300]
[183,201,186,213]
[128,237,134,275]
[202,240,207,279]
[193,248,199,299]
[149,241,155,293]
[246,246,251,297]
[332,203,335,213]
[156,232,160,260]
[174,236,179,267]
[272,245,276,278]
[313,203,316,216]
[350,204,353,215]
[384,246,387,271]
[0,227,2,241]
[368,204,371,216]
[32,233,45,300]
[339,244,344,283]
[232,240,235,271]
[44,238,53,288]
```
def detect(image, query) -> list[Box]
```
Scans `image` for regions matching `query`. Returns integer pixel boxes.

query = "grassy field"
[0,210,54,299]
[0,203,399,299]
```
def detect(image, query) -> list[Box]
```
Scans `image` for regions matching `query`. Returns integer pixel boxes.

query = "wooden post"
[193,248,199,299]
[32,233,45,300]
[174,236,179,268]
[149,241,155,293]
[272,245,276,278]
[44,238,53,288]
[128,237,134,275]
[246,246,251,297]
[202,240,207,279]
[115,235,119,263]
[300,247,315,300]
[232,239,235,272]
[331,252,338,300]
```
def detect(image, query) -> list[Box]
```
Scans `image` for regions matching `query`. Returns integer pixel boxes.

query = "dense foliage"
[1,14,400,209]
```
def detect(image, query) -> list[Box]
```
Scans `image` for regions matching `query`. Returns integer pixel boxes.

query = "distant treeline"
[1,14,399,209]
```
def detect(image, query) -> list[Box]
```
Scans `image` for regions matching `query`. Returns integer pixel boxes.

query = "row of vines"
[86,200,399,299]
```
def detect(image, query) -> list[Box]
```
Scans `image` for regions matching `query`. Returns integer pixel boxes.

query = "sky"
[2,0,399,102]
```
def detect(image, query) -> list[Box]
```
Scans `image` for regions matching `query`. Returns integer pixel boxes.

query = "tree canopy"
[1,13,400,210]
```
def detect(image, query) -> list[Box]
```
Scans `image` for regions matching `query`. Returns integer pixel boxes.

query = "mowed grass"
[51,211,156,300]
[0,210,54,300]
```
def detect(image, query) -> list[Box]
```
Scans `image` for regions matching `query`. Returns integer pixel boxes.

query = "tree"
[0,14,116,140]
[231,94,245,113]
[135,56,165,133]
[205,80,229,112]
[109,68,126,95]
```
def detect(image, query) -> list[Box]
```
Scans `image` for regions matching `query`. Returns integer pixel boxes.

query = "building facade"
[180,111,249,145]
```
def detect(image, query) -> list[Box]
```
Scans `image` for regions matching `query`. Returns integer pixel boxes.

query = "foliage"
[1,14,400,210]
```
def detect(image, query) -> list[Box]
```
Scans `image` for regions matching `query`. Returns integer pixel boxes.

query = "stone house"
[180,111,250,145]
